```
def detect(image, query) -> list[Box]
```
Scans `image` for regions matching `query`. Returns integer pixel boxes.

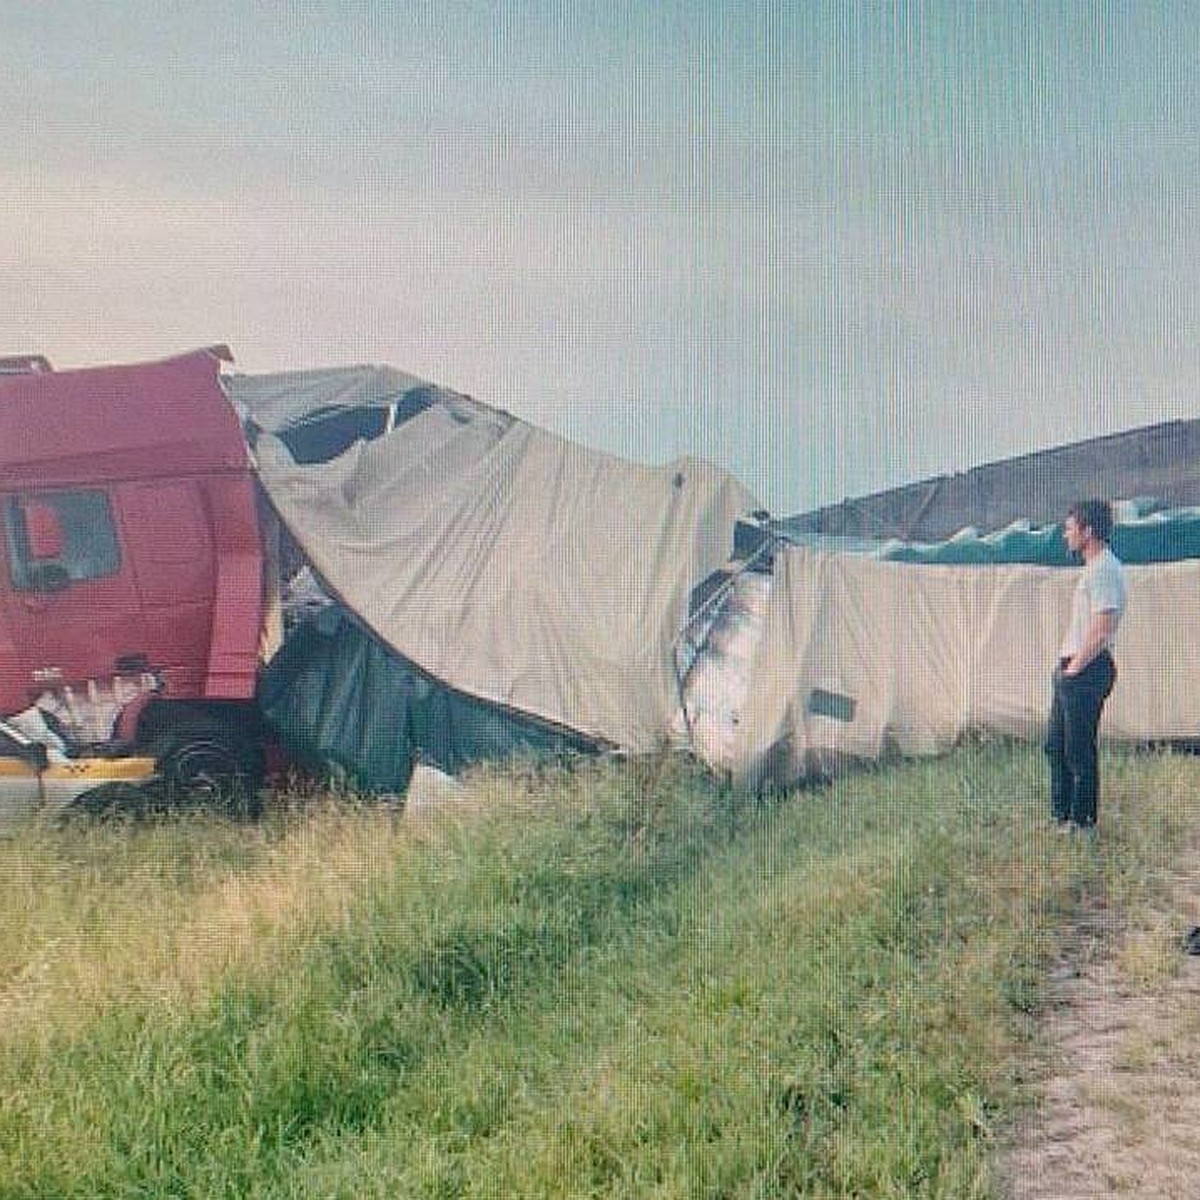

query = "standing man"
[1046,499,1127,831]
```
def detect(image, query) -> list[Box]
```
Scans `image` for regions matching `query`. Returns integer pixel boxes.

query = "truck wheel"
[148,719,265,819]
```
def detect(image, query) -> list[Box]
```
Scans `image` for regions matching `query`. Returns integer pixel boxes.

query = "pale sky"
[6,2,1200,514]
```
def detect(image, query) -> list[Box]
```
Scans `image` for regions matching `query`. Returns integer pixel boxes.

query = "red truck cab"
[0,348,267,814]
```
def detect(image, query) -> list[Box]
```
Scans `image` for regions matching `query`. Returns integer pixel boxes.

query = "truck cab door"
[0,489,145,711]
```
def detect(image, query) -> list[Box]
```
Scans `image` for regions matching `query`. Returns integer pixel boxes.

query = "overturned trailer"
[694,529,1200,791]
[678,475,1200,791]
[662,413,1200,790]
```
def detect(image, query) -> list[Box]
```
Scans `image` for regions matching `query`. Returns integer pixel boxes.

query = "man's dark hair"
[1068,499,1114,543]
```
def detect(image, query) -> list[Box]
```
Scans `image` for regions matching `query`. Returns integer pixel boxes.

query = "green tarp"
[771,502,1200,566]
[259,607,598,793]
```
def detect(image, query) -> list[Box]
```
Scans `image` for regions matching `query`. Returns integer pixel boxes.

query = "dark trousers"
[1045,652,1116,827]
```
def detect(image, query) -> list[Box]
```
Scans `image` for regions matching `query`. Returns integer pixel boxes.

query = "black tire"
[147,717,265,819]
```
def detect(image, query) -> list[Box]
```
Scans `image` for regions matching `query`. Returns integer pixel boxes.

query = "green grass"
[1,740,1197,1198]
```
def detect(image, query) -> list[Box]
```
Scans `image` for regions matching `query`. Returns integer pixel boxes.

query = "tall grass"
[0,741,1197,1198]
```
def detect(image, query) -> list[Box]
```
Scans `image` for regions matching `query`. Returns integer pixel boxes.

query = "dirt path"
[1001,864,1200,1199]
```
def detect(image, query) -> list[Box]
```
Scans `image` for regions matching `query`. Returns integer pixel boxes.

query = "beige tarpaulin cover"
[731,547,1200,788]
[234,369,755,751]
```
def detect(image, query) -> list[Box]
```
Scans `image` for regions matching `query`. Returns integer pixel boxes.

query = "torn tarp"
[228,368,755,760]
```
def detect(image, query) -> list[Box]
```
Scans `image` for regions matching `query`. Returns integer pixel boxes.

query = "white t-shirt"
[1060,546,1126,658]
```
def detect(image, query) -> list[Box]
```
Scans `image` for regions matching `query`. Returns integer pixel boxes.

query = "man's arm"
[1064,610,1118,676]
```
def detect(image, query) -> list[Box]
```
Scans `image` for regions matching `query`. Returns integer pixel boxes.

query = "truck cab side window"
[3,491,120,590]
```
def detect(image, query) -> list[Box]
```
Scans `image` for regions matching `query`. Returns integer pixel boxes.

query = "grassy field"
[1,740,1198,1199]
